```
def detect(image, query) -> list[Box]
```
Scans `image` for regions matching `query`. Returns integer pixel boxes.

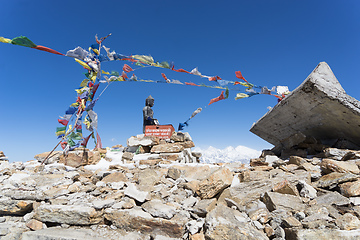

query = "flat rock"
[315,191,350,206]
[151,143,184,153]
[21,228,107,240]
[101,172,128,183]
[339,180,360,197]
[285,228,360,240]
[262,191,305,212]
[104,208,186,238]
[315,172,359,189]
[335,213,360,230]
[127,135,160,147]
[141,199,177,219]
[250,62,360,151]
[320,159,360,174]
[34,204,103,225]
[0,198,33,215]
[124,182,149,203]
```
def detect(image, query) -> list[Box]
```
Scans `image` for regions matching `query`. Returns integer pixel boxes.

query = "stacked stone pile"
[0,151,8,161]
[34,132,201,168]
[1,146,360,239]
[122,131,200,164]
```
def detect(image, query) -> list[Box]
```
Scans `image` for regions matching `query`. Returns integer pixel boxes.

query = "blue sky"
[1,0,359,162]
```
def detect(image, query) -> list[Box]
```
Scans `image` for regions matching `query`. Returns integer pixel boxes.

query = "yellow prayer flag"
[74,58,91,70]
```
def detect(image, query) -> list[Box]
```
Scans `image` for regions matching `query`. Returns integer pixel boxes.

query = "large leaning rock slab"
[250,62,360,151]
[34,204,103,225]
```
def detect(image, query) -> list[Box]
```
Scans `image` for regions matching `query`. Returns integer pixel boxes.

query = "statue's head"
[145,95,154,107]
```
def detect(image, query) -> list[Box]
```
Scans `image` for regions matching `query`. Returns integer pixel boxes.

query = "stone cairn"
[0,151,7,161]
[1,141,360,239]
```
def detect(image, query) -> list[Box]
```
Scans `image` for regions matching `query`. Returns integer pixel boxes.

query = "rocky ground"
[2,134,360,239]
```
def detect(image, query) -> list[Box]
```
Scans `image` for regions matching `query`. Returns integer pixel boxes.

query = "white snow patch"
[194,145,261,164]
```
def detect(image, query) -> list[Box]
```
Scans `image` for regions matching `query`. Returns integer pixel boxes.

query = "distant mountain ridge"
[194,145,262,164]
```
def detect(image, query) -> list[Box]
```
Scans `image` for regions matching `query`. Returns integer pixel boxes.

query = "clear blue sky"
[1,0,359,162]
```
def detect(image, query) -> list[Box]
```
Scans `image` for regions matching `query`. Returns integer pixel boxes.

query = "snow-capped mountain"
[194,145,261,164]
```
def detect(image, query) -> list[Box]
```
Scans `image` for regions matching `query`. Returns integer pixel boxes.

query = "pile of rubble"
[1,145,360,239]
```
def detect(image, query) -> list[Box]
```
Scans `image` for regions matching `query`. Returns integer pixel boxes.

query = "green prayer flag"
[11,36,37,48]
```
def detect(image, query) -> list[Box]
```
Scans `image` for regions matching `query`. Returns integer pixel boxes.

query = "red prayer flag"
[123,64,133,73]
[34,45,64,56]
[81,133,92,147]
[161,73,168,81]
[171,65,190,74]
[95,132,102,149]
[235,71,248,83]
[58,119,69,126]
[208,91,225,105]
[60,141,67,149]
[185,82,199,86]
[208,76,222,81]
[121,71,128,80]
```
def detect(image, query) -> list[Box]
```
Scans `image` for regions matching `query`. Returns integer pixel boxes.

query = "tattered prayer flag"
[235,93,250,100]
[208,91,225,105]
[0,37,11,43]
[190,107,202,119]
[235,71,248,83]
[185,82,199,86]
[190,67,202,76]
[161,73,168,81]
[121,71,128,80]
[58,119,69,126]
[96,132,102,149]
[75,58,91,70]
[34,45,64,55]
[123,64,133,73]
[11,36,37,48]
[225,87,229,99]
[81,133,93,147]
[208,76,222,81]
[171,66,190,74]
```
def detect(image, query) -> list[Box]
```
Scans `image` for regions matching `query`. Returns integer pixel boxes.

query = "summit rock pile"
[1,145,360,239]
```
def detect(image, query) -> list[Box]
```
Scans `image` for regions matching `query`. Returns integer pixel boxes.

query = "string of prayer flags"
[1,33,292,144]
[0,36,64,55]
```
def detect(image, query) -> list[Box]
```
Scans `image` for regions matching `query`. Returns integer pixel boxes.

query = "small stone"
[298,180,317,199]
[335,213,360,230]
[282,216,302,228]
[264,224,275,237]
[167,167,183,180]
[26,219,43,230]
[288,156,306,166]
[102,172,128,183]
[272,179,299,196]
[339,180,360,197]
